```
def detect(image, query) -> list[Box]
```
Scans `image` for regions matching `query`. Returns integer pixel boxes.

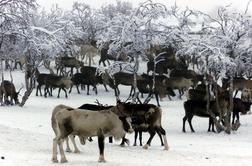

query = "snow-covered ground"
[0,69,252,166]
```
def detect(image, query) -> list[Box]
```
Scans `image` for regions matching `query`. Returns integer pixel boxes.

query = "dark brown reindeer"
[98,47,130,67]
[208,98,252,132]
[186,83,209,101]
[116,100,169,150]
[35,68,54,96]
[183,86,229,133]
[137,74,176,106]
[0,80,22,105]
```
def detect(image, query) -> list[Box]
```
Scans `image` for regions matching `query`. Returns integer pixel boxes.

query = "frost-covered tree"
[1,1,85,106]
[99,0,167,101]
[177,5,252,133]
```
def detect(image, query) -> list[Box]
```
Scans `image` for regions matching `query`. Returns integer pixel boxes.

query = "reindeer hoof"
[51,158,58,163]
[120,144,125,147]
[164,146,169,151]
[60,158,68,163]
[143,144,149,149]
[74,150,80,153]
[98,156,106,163]
[65,148,72,153]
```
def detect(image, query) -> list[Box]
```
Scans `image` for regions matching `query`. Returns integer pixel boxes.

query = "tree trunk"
[19,58,35,107]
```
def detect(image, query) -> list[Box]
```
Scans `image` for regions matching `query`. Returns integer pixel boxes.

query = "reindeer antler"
[94,99,103,106]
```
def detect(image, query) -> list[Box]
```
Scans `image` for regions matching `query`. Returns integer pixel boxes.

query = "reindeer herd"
[1,44,252,164]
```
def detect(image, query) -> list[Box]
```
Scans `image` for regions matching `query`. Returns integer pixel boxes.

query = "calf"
[51,105,132,163]
[116,101,169,150]
[0,80,20,105]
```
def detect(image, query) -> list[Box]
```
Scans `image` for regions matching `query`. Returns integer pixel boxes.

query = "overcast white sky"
[37,0,252,15]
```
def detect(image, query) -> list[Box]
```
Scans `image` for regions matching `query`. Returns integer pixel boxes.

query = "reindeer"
[55,56,83,76]
[222,77,251,98]
[116,100,169,150]
[79,44,98,66]
[51,104,133,163]
[0,80,22,105]
[98,47,129,67]
[165,77,194,99]
[44,75,73,98]
[183,85,229,133]
[35,68,54,96]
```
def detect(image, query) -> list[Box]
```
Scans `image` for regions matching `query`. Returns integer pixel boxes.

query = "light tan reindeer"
[79,44,98,66]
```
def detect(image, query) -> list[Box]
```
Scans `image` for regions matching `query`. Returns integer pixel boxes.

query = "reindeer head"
[14,85,23,105]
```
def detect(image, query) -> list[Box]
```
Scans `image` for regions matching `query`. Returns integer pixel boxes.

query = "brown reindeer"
[222,77,252,98]
[116,100,169,150]
[0,80,22,105]
[55,56,83,76]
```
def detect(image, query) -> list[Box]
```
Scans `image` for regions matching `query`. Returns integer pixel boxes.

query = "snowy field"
[0,68,252,166]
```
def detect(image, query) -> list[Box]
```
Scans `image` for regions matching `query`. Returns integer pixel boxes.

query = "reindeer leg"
[108,137,113,143]
[58,138,68,163]
[57,88,61,98]
[44,86,48,98]
[155,93,160,107]
[157,131,164,146]
[69,135,80,153]
[62,88,68,98]
[134,130,138,146]
[139,131,143,146]
[103,84,108,92]
[76,85,80,94]
[232,112,235,124]
[94,85,97,95]
[187,115,195,132]
[87,85,90,95]
[157,127,169,150]
[98,130,106,162]
[52,137,59,163]
[143,129,156,149]
[183,114,188,132]
[65,137,72,152]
